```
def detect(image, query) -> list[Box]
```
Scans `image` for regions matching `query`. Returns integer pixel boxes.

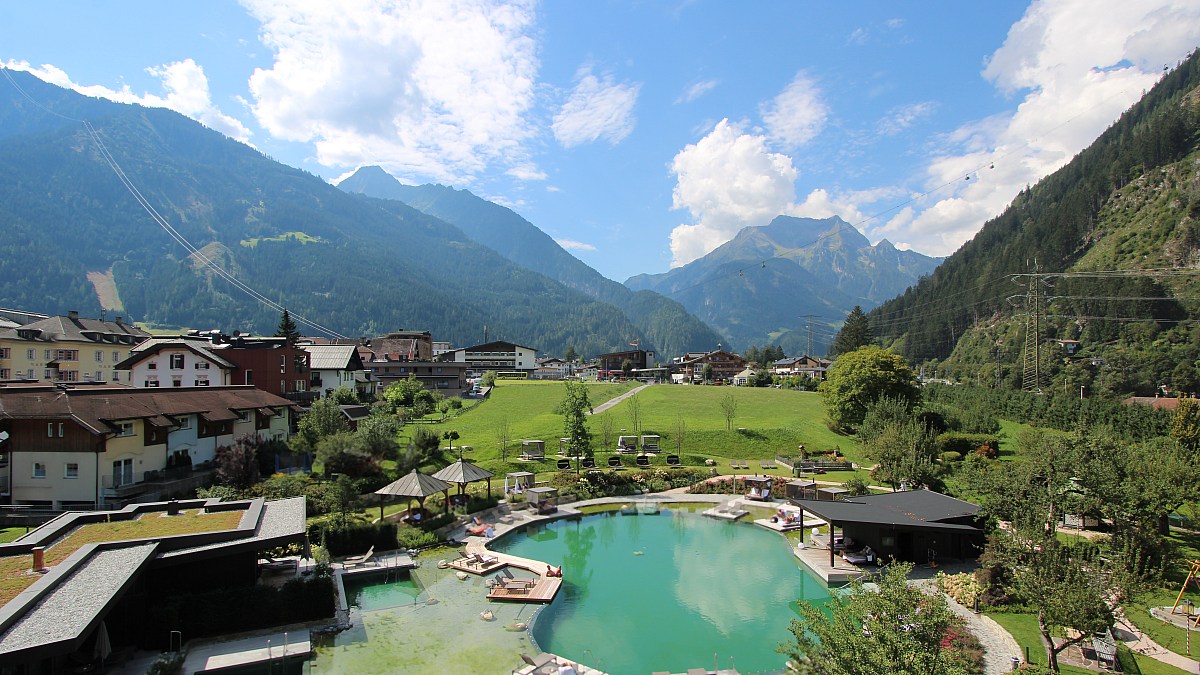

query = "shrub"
[311,522,398,556]
[935,571,981,606]
[397,527,439,550]
[939,451,963,463]
[936,433,998,458]
[147,652,184,675]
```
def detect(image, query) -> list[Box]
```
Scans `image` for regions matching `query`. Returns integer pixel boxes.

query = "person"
[557,661,578,675]
[545,564,563,578]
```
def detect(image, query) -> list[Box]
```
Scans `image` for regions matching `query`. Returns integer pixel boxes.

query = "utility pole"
[799,314,818,357]
[1019,263,1050,393]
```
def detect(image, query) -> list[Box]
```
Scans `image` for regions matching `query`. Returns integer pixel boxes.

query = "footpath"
[589,382,652,415]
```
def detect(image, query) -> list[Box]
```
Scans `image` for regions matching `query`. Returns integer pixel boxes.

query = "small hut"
[617,435,638,453]
[745,476,773,502]
[506,471,535,495]
[640,435,660,453]
[375,469,453,521]
[784,480,818,501]
[520,439,545,460]
[432,458,496,505]
[526,486,559,514]
[817,486,850,502]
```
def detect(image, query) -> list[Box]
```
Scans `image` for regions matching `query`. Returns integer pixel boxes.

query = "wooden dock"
[486,573,562,603]
[444,556,506,576]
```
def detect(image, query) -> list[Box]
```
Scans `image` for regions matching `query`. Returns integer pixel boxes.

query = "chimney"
[67,311,79,320]
[31,546,46,573]
[114,316,123,326]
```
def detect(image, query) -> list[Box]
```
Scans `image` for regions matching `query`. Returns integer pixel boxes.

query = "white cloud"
[877,101,936,136]
[677,78,719,104]
[556,238,596,251]
[759,70,829,148]
[242,0,540,184]
[551,66,641,148]
[4,58,251,142]
[669,119,798,267]
[892,0,1199,257]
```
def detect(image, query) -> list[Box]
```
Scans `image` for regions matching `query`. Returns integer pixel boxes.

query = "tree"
[214,435,262,489]
[780,562,966,675]
[411,426,442,462]
[719,392,738,431]
[674,414,687,453]
[327,386,358,406]
[862,418,939,491]
[274,309,301,346]
[556,381,593,458]
[494,417,512,461]
[626,394,643,436]
[564,345,579,363]
[599,414,615,452]
[442,430,460,456]
[830,305,872,357]
[297,397,350,451]
[481,370,497,387]
[819,346,919,431]
[381,375,425,411]
[701,363,714,383]
[355,413,401,462]
[1170,397,1200,452]
[621,359,634,378]
[315,431,373,477]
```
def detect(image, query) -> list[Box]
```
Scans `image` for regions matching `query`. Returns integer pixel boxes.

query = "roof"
[115,338,236,370]
[792,489,982,532]
[1124,396,1182,411]
[432,459,495,485]
[457,340,539,353]
[0,385,294,435]
[0,314,149,345]
[338,405,371,422]
[305,344,364,371]
[375,470,452,498]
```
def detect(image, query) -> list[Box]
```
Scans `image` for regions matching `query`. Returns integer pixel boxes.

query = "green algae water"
[342,571,424,611]
[490,509,831,675]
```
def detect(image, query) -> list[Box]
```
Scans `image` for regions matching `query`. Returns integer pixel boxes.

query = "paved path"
[1113,607,1200,673]
[589,383,652,415]
[910,579,1022,675]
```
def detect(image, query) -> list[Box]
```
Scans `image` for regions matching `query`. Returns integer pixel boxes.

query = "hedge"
[310,521,398,556]
[935,432,999,457]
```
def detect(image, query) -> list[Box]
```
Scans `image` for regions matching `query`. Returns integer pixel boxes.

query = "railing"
[285,391,319,404]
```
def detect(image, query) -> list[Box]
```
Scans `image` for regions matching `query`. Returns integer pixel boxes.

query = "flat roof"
[791,489,982,532]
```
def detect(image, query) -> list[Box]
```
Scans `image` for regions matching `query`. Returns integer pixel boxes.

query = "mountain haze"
[626,216,941,354]
[0,70,659,357]
[337,167,727,357]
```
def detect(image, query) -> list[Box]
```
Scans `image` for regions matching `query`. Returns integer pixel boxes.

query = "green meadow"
[430,381,861,476]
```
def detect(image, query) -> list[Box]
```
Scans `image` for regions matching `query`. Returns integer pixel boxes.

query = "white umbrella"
[93,620,111,665]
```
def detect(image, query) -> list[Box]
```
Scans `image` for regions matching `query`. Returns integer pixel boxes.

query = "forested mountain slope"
[0,70,651,356]
[338,167,727,357]
[870,49,1200,394]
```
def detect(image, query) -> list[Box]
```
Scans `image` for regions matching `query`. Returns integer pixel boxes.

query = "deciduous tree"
[819,346,919,431]
[719,392,738,431]
[830,305,872,357]
[557,381,593,459]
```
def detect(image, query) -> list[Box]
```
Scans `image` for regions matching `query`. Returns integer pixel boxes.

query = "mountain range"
[626,215,940,355]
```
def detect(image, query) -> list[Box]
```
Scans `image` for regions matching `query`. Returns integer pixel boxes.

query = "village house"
[671,349,747,383]
[0,383,294,509]
[0,311,149,384]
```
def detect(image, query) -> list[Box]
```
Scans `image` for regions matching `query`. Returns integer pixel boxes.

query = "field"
[428,381,861,477]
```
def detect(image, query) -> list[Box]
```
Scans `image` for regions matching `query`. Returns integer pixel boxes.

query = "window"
[294,380,306,392]
[112,351,119,363]
[148,361,157,370]
[280,355,286,373]
[54,349,79,361]
[145,380,159,387]
[194,361,210,370]
[236,410,249,421]
[26,369,34,379]
[170,354,185,369]
[177,416,191,430]
[95,351,103,362]
[26,349,35,360]
[0,369,8,379]
[245,369,253,385]
[32,463,46,479]
[95,371,102,381]
[111,371,119,382]
[112,458,133,487]
[0,347,8,358]
[43,349,51,360]
[61,371,79,382]
[64,463,79,479]
[115,422,134,437]
[47,423,54,438]
[196,377,209,386]
[172,379,182,387]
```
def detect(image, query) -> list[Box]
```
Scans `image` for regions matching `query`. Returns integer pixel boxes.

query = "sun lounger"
[761,459,775,469]
[609,455,622,468]
[501,568,537,589]
[582,457,596,469]
[520,653,558,675]
[258,555,297,573]
[635,455,650,467]
[342,545,375,568]
[471,552,500,569]
[666,455,680,466]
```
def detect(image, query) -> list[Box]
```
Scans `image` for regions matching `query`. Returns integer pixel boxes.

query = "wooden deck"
[486,574,562,603]
[444,556,506,576]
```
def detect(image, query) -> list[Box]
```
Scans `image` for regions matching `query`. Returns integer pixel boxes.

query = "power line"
[1,67,348,340]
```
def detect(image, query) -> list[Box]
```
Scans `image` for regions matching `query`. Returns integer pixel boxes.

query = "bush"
[397,527,439,550]
[311,522,398,557]
[147,652,184,675]
[939,451,963,463]
[935,571,981,606]
[936,433,999,458]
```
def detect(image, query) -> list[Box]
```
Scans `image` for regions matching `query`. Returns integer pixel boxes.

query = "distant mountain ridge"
[0,70,668,358]
[338,166,727,357]
[625,215,941,354]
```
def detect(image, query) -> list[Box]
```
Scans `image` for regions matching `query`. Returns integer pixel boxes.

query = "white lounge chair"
[342,545,375,568]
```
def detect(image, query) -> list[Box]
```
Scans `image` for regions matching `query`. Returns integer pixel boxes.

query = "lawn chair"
[342,545,375,568]
[471,552,500,569]
[666,455,680,466]
[761,459,775,470]
[635,455,650,467]
[258,555,297,574]
[557,458,571,470]
[520,653,558,675]
[608,455,622,469]
[740,460,751,470]
[502,567,537,588]
[582,457,597,470]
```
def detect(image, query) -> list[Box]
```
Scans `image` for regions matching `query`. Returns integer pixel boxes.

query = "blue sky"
[2,1,1197,283]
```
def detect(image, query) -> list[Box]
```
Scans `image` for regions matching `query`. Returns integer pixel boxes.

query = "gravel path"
[911,579,1023,674]
[589,383,652,415]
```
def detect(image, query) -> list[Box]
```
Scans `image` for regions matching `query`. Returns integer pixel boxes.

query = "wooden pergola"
[374,469,453,521]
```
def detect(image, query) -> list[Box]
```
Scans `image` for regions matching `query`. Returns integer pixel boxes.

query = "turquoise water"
[341,570,424,611]
[490,509,831,675]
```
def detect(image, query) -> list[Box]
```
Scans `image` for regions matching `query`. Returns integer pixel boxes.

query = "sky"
[1,1,1198,283]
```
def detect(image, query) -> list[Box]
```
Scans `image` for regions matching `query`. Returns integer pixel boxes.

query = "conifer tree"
[274,309,300,346]
[830,305,872,357]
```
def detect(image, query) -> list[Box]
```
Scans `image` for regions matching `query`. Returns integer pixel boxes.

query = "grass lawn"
[0,528,27,544]
[987,610,1189,674]
[434,381,861,477]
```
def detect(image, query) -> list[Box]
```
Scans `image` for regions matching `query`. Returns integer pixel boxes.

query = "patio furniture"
[258,555,297,573]
[520,653,558,675]
[502,567,537,588]
[666,455,680,466]
[342,545,375,568]
[635,455,650,467]
[471,552,500,569]
[608,455,623,468]
[582,457,597,470]
[557,458,571,470]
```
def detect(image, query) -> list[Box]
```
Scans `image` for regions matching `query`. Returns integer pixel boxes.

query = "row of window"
[31,462,78,479]
[0,349,129,363]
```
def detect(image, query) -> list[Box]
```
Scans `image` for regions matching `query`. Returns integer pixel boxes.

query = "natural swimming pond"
[489,508,831,674]
[306,507,829,674]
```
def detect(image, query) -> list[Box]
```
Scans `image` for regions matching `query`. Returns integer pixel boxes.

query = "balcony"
[102,465,214,502]
[285,390,319,404]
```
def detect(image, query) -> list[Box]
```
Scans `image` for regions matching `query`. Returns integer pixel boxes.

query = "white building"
[449,340,538,375]
[115,338,234,388]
